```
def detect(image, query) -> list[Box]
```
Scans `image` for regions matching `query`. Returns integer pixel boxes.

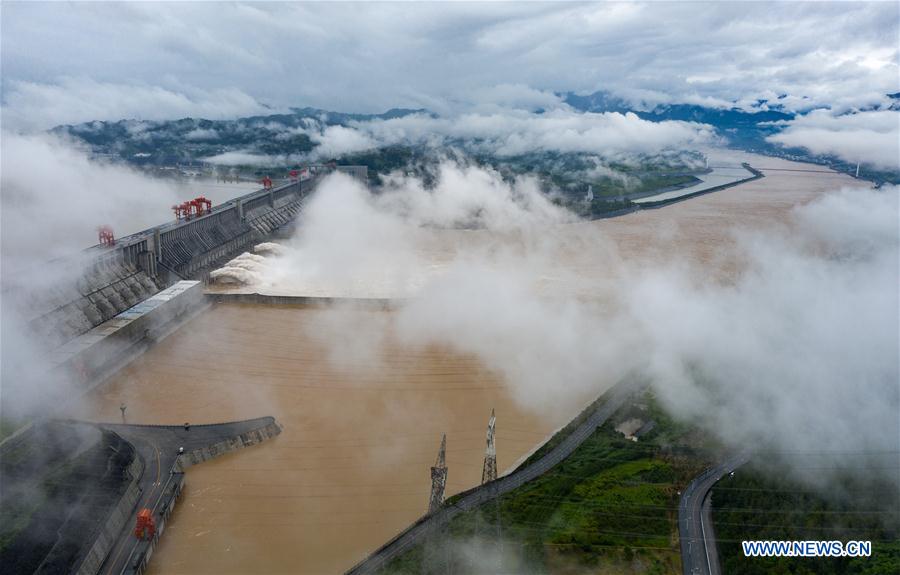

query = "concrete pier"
[91,417,283,575]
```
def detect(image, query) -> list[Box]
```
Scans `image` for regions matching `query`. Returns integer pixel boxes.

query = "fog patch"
[0,132,195,422]
[767,109,900,171]
[225,165,898,490]
[629,187,899,488]
[0,131,182,267]
[355,108,716,157]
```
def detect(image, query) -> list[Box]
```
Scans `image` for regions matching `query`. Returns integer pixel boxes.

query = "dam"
[4,154,865,574]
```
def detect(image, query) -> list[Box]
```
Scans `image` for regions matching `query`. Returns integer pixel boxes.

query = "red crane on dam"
[173,197,214,220]
[98,225,115,247]
[191,196,212,216]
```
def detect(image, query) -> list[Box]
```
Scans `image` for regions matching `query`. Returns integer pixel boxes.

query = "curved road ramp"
[345,377,646,575]
[678,453,750,575]
[0,416,281,575]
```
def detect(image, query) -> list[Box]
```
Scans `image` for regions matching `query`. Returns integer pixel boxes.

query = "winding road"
[679,453,750,575]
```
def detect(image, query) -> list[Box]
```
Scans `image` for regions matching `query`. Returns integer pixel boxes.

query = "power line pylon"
[482,409,497,484]
[429,434,447,513]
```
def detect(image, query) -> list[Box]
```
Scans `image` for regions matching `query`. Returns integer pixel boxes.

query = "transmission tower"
[429,434,447,513]
[482,409,497,484]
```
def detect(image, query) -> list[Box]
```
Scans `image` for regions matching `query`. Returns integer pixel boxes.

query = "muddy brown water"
[73,304,567,574]
[74,155,862,574]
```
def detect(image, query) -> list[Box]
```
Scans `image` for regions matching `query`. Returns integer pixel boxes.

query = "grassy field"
[384,391,714,574]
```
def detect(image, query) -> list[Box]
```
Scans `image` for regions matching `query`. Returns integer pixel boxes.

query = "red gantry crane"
[191,196,212,216]
[173,197,213,221]
[98,225,115,247]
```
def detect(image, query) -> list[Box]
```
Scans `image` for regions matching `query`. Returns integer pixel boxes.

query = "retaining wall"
[123,472,185,575]
[75,447,145,575]
[20,253,166,350]
[209,292,399,309]
[176,419,283,470]
[634,163,763,209]
[49,281,205,389]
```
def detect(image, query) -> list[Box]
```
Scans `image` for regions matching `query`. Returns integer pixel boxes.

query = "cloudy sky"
[2,1,898,130]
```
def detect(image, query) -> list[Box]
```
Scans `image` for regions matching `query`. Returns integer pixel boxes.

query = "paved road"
[679,453,750,575]
[95,417,278,575]
[345,378,645,574]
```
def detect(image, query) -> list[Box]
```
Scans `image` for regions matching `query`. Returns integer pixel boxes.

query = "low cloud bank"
[201,107,716,167]
[228,165,898,489]
[202,150,308,168]
[349,109,716,157]
[767,109,900,171]
[2,77,274,131]
[0,132,204,420]
[0,131,182,267]
[630,188,899,488]
[238,164,574,297]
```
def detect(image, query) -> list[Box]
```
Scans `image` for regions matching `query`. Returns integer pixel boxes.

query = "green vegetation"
[0,417,22,442]
[0,424,135,572]
[385,391,714,574]
[713,468,900,575]
[382,385,899,575]
[327,147,703,219]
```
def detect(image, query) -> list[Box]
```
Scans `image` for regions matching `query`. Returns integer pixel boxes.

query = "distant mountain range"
[51,90,897,183]
[562,90,897,183]
[51,107,430,167]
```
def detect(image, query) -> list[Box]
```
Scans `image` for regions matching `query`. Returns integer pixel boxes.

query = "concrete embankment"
[93,417,283,575]
[176,418,283,469]
[634,163,763,209]
[208,292,401,309]
[121,471,185,575]
[75,454,145,575]
[50,281,206,390]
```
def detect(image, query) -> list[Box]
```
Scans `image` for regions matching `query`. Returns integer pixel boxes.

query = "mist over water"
[0,132,261,424]
[215,160,900,489]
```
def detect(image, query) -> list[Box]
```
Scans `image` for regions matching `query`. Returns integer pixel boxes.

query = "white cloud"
[1,77,274,130]
[185,127,219,141]
[2,2,897,128]
[214,166,899,489]
[767,109,900,170]
[310,125,379,158]
[201,107,716,166]
[354,109,716,156]
[202,150,306,167]
[0,131,181,266]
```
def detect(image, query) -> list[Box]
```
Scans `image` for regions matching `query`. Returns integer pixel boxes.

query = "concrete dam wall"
[15,166,368,357]
[1,167,365,424]
[22,253,167,351]
[48,281,207,392]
